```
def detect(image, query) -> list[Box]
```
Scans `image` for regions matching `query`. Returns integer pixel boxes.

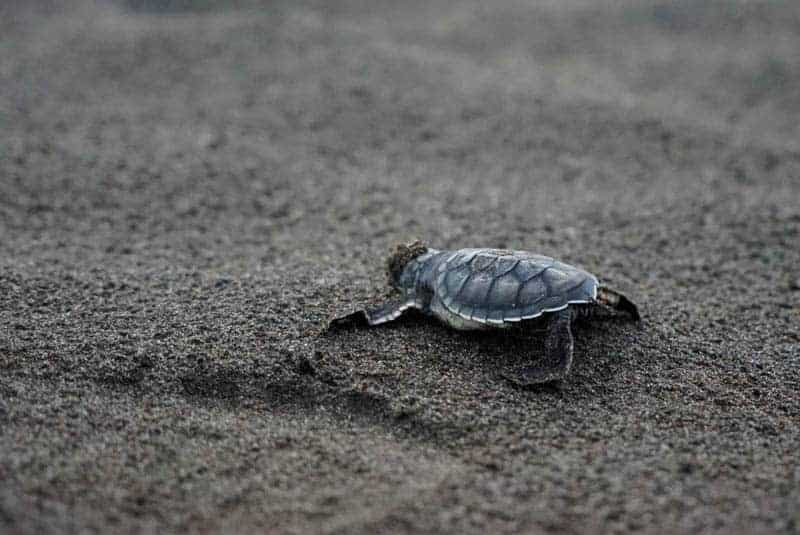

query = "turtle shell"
[434,248,598,325]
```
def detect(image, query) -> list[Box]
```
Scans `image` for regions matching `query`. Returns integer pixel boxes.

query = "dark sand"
[1,1,799,533]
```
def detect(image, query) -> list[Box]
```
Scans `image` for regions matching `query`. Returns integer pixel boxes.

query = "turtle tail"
[596,286,641,321]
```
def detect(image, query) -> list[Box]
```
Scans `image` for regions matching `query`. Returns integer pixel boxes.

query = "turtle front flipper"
[597,286,640,321]
[503,308,574,385]
[328,299,417,331]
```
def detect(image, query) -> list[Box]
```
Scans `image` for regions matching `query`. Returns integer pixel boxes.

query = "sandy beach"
[1,1,799,533]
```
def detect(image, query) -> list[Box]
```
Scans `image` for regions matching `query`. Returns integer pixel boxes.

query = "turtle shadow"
[324,307,640,393]
[439,315,639,391]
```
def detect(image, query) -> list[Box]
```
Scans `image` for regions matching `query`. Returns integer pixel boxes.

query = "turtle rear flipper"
[503,308,574,385]
[328,299,416,331]
[597,286,640,321]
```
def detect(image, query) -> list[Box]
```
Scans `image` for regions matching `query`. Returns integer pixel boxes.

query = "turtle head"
[387,240,429,289]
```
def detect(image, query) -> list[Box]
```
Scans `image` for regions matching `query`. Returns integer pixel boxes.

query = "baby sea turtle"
[330,241,640,385]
